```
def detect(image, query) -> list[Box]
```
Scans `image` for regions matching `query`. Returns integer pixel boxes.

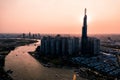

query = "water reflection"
[5,41,73,80]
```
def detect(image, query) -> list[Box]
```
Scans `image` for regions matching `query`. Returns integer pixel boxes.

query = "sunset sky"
[0,0,120,34]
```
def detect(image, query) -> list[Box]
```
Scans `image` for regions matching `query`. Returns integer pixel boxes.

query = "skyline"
[0,0,120,34]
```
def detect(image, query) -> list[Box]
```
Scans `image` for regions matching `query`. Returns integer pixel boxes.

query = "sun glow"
[80,15,92,24]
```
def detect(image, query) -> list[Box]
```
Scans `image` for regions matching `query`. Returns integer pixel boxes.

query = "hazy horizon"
[0,0,120,34]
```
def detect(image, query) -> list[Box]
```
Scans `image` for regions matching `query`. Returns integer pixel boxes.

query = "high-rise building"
[81,8,100,56]
[68,37,80,55]
[55,35,62,55]
[50,37,56,54]
[81,8,88,54]
[68,37,74,55]
[28,32,31,38]
[40,35,80,56]
[61,37,68,55]
[87,37,100,55]
[82,8,87,39]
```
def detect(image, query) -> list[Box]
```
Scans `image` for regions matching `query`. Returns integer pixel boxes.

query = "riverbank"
[28,46,88,80]
[0,38,37,52]
[0,38,37,80]
[29,51,76,69]
[29,45,79,68]
[29,45,120,80]
[5,41,77,80]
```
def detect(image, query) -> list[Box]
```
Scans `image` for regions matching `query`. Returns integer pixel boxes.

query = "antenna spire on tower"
[85,8,87,15]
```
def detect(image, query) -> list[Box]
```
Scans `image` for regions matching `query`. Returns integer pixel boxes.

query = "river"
[4,40,74,80]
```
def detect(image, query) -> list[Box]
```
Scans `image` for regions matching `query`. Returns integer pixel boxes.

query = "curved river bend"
[4,41,73,80]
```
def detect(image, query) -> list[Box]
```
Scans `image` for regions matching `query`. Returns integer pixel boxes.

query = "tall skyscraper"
[81,8,100,56]
[81,8,88,54]
[82,8,87,38]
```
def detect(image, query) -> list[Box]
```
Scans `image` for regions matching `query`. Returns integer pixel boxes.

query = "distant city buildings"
[22,32,41,39]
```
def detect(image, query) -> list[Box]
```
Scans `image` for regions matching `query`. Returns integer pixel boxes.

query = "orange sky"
[0,0,120,34]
